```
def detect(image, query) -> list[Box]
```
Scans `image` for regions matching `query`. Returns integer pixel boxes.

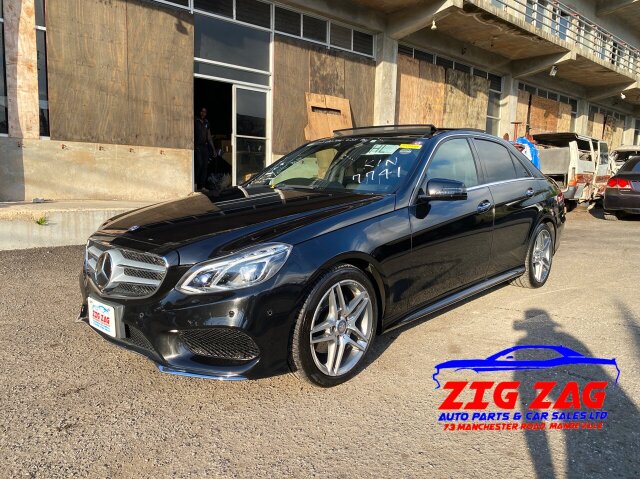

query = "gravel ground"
[1,207,639,478]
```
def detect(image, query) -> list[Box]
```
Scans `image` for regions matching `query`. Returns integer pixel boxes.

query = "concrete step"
[0,200,152,250]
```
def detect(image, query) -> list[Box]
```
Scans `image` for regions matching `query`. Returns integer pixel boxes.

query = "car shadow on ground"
[588,205,640,221]
[360,283,509,372]
[514,308,638,479]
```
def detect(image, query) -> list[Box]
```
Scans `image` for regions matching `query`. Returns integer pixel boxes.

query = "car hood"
[97,186,390,261]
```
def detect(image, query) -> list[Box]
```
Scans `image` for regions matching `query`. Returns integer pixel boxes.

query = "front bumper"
[79,269,303,380]
[603,188,640,214]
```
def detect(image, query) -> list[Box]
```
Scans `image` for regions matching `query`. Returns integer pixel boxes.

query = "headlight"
[176,243,292,294]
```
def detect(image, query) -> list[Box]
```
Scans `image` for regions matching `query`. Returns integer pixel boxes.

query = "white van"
[533,133,611,210]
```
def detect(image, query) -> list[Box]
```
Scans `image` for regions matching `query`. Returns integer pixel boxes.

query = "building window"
[519,82,579,132]
[35,0,49,137]
[486,74,502,136]
[272,6,374,58]
[0,2,8,135]
[188,0,375,58]
[398,45,503,135]
[589,104,626,127]
[634,119,640,145]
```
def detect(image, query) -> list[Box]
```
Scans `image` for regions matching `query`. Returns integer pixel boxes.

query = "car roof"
[332,124,484,140]
[613,145,640,152]
[486,345,584,359]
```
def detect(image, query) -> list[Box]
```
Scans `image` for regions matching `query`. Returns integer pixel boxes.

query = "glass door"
[233,85,269,185]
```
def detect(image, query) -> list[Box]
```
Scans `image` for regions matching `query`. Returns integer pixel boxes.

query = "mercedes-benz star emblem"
[94,251,114,290]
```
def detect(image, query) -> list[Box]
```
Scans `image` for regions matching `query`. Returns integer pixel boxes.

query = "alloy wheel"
[309,280,374,377]
[532,229,552,283]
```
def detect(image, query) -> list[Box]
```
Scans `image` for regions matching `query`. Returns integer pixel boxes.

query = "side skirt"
[383,267,525,333]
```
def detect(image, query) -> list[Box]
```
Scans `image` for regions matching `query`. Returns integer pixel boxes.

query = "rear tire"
[289,264,378,387]
[603,211,619,221]
[565,201,577,213]
[512,223,554,289]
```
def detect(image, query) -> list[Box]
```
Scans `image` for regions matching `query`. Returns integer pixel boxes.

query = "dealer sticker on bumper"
[88,297,117,338]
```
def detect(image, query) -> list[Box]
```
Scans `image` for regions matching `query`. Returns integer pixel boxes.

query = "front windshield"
[247,137,426,194]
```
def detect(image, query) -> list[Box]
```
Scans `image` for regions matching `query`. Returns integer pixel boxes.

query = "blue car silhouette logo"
[432,345,620,389]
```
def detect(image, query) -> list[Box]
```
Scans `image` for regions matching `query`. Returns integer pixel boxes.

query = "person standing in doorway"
[194,107,214,191]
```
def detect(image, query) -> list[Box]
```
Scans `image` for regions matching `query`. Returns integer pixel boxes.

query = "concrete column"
[575,99,589,136]
[622,115,635,145]
[500,74,518,139]
[4,0,40,139]
[373,33,397,126]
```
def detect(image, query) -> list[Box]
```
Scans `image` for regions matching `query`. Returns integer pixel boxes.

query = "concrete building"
[2,0,640,203]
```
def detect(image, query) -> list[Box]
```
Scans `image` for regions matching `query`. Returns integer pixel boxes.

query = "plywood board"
[530,95,560,134]
[304,93,352,141]
[47,0,193,148]
[273,37,310,154]
[443,69,471,128]
[395,55,422,124]
[344,55,375,128]
[125,0,193,149]
[468,75,490,130]
[591,112,605,140]
[47,0,129,144]
[603,116,624,149]
[557,102,573,132]
[516,90,531,132]
[611,119,624,149]
[310,50,346,98]
[419,61,446,126]
[273,35,375,154]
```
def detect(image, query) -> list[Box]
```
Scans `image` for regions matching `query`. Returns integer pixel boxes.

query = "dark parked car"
[79,125,565,387]
[603,156,640,220]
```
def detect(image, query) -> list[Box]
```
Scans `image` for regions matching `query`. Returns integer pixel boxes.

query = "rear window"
[474,139,517,183]
[620,158,640,173]
[510,152,532,178]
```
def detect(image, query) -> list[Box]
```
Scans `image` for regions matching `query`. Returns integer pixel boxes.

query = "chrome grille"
[85,240,168,299]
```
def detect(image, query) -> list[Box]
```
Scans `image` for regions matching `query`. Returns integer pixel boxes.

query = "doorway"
[193,77,269,188]
[194,78,232,190]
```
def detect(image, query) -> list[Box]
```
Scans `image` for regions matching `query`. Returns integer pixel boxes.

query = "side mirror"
[419,178,468,202]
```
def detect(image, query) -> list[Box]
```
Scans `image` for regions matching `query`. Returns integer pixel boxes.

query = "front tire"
[290,264,378,387]
[512,223,554,289]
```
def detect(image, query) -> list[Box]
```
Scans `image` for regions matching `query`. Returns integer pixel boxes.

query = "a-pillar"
[4,0,40,139]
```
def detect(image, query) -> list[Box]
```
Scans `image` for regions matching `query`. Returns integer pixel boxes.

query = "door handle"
[525,188,535,198]
[477,200,493,213]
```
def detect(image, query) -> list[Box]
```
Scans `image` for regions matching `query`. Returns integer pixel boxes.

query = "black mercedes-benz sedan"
[603,156,640,220]
[79,125,565,387]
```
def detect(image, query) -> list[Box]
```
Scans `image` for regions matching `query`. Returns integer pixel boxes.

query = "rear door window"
[474,139,517,183]
[426,138,479,187]
[510,152,533,178]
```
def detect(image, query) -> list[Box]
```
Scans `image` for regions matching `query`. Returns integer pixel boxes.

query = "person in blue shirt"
[516,133,541,170]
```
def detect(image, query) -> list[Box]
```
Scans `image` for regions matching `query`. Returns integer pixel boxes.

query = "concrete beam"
[586,82,638,102]
[373,34,398,125]
[597,0,639,16]
[4,0,40,139]
[510,51,577,79]
[387,0,463,40]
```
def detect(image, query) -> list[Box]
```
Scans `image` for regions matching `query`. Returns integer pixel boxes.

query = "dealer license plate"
[88,297,118,338]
